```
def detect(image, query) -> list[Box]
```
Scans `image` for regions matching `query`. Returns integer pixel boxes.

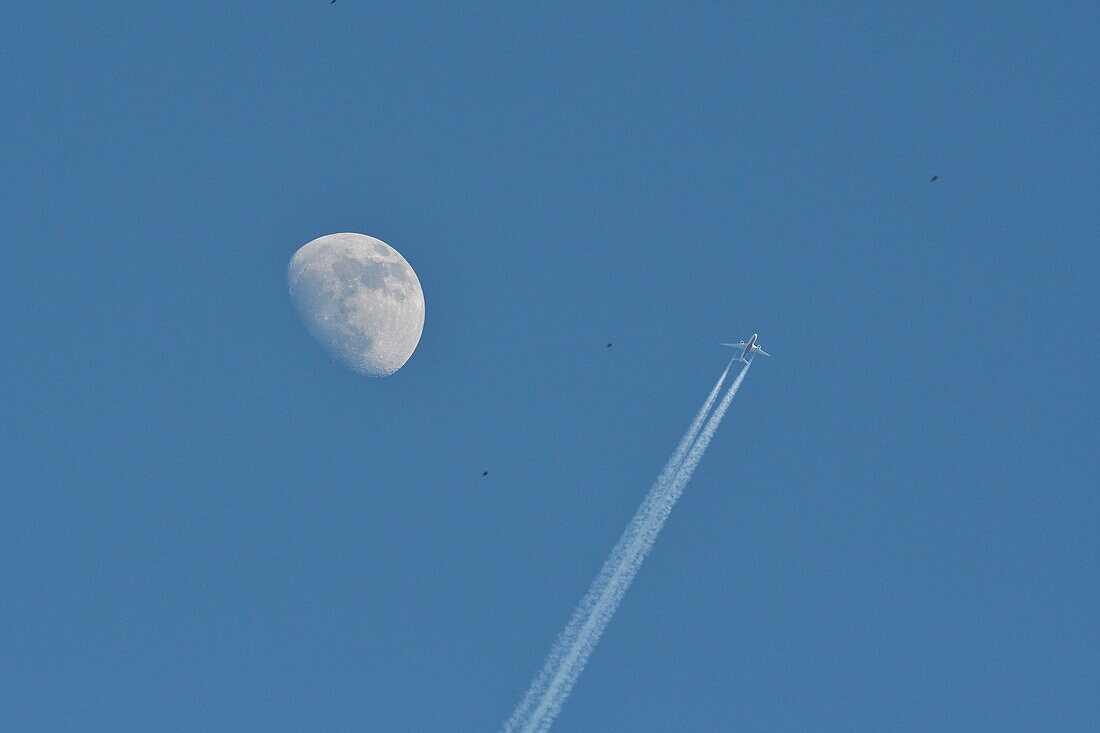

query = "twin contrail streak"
[503,359,751,733]
[502,360,733,732]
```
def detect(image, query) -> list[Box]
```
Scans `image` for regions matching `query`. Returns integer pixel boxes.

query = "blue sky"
[2,3,1097,730]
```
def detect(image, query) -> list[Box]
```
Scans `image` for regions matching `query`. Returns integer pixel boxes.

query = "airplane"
[721,333,770,363]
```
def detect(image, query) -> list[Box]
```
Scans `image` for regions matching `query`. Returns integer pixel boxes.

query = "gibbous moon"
[288,233,425,377]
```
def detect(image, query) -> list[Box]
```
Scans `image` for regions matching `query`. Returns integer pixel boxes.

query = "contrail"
[503,360,751,733]
[503,360,733,731]
[667,359,735,475]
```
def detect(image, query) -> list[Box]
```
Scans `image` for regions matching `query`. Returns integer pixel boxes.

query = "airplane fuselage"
[740,333,758,362]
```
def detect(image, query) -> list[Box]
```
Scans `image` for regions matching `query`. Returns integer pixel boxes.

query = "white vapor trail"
[503,360,733,732]
[668,359,735,474]
[503,359,751,733]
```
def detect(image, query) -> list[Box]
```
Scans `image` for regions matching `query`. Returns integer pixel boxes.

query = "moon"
[288,233,425,377]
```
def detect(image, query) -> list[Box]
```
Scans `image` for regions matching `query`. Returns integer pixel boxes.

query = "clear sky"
[2,3,1097,731]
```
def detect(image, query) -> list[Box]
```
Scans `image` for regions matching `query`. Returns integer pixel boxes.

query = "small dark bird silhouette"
[930,175,938,182]
[606,342,612,348]
[482,470,489,477]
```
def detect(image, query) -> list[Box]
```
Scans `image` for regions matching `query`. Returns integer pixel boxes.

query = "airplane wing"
[720,343,744,348]
[755,348,770,356]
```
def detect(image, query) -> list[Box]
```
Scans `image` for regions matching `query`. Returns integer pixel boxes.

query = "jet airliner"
[721,333,770,363]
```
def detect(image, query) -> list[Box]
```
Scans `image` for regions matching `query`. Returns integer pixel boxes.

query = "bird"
[482,470,489,477]
[930,175,939,182]
[606,342,613,348]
